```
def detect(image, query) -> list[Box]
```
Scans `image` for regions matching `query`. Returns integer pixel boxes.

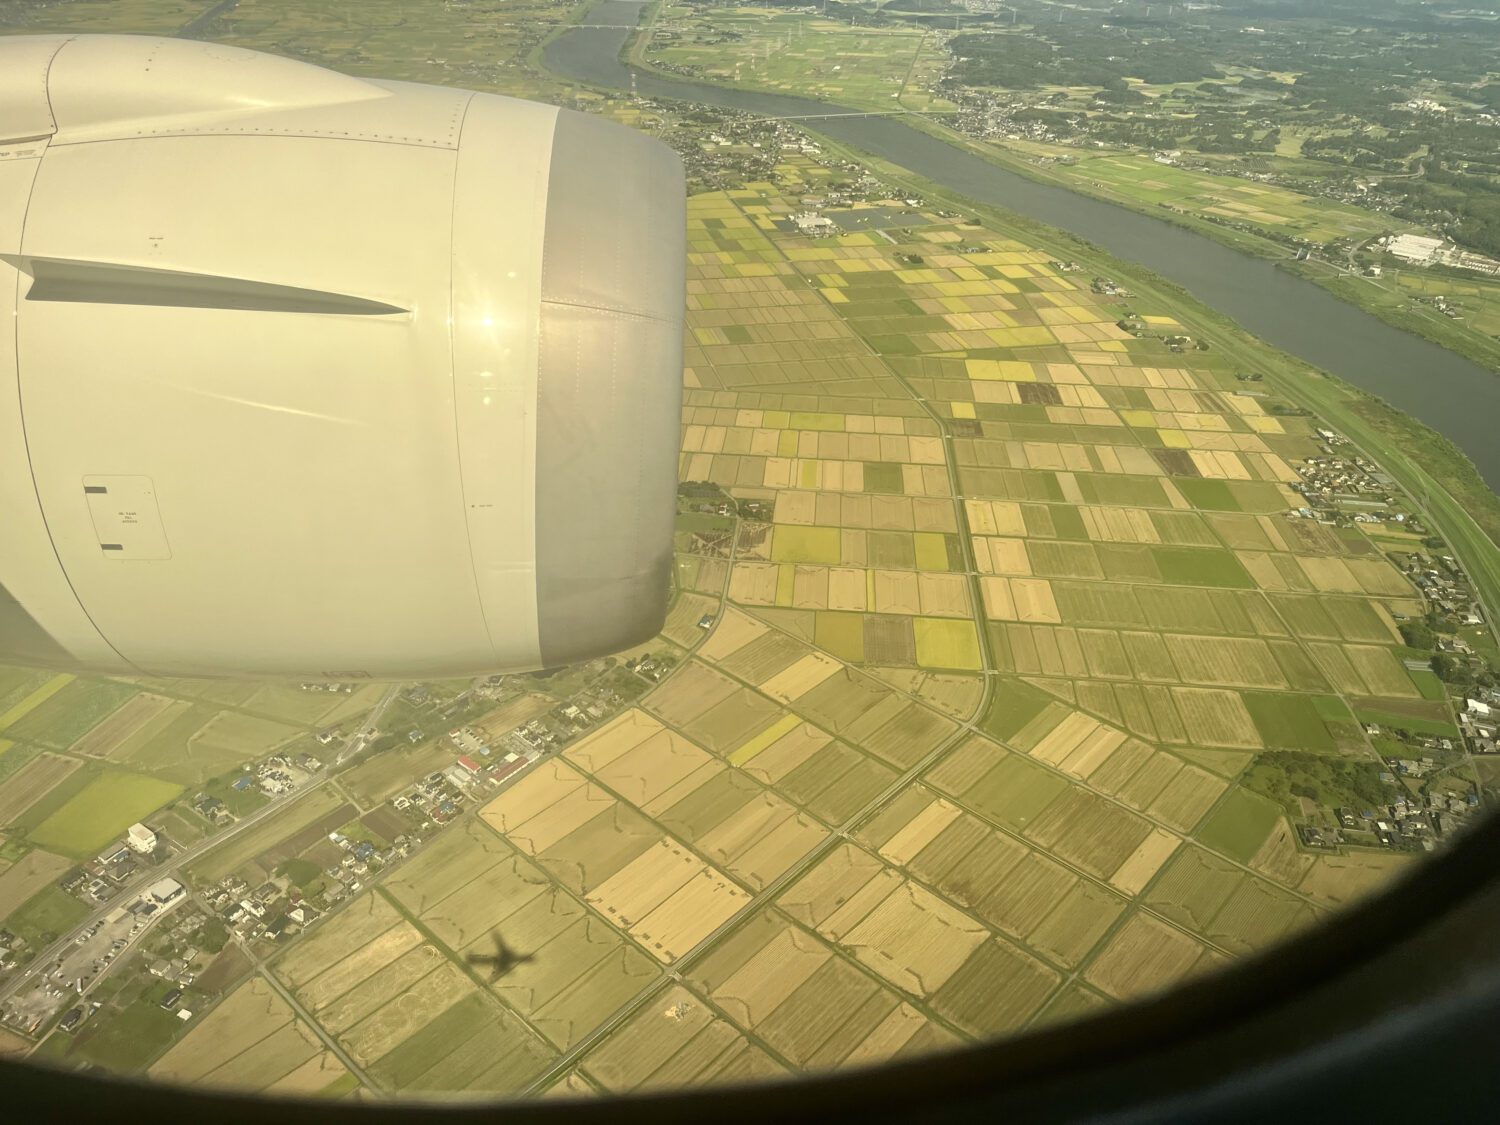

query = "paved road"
[1,685,400,1007]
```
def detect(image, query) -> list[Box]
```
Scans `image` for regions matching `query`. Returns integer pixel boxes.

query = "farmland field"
[71,693,177,759]
[0,754,83,826]
[1,679,137,749]
[28,771,183,857]
[0,847,72,918]
[0,10,1477,1093]
[187,786,345,885]
[5,882,89,947]
[152,976,348,1093]
[1196,788,1285,864]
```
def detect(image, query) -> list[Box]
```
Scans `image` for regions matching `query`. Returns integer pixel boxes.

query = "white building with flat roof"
[1386,233,1444,264]
[148,878,184,906]
[126,823,157,854]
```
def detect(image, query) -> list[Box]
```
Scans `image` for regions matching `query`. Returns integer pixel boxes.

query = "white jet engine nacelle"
[0,35,685,678]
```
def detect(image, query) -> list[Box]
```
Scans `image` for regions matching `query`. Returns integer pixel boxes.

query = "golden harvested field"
[697,607,770,662]
[917,573,971,618]
[1094,741,1173,802]
[728,563,780,606]
[1344,645,1419,698]
[566,708,670,769]
[1297,851,1414,908]
[695,793,828,889]
[1027,711,1120,775]
[152,977,342,1092]
[1203,877,1319,955]
[780,843,892,934]
[420,854,554,952]
[340,960,475,1066]
[264,1052,351,1097]
[905,671,984,720]
[1146,767,1228,833]
[292,922,424,1017]
[684,689,785,755]
[315,944,449,1035]
[383,818,512,912]
[570,718,715,808]
[1025,881,1127,968]
[644,662,741,728]
[736,721,830,782]
[764,958,931,1067]
[481,760,593,839]
[1163,635,1285,689]
[1250,818,1317,886]
[1307,642,1370,695]
[876,797,962,866]
[580,985,785,1093]
[525,941,662,1052]
[1143,846,1247,931]
[694,912,833,1028]
[199,1019,336,1093]
[840,879,990,996]
[663,593,724,647]
[1023,786,1150,877]
[586,840,748,962]
[1082,912,1214,1001]
[930,938,1060,1037]
[1171,688,1262,748]
[759,652,842,703]
[1108,828,1183,896]
[274,891,408,991]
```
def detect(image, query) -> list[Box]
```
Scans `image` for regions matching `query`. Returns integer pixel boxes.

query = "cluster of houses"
[1301,788,1482,851]
[1090,276,1132,298]
[205,872,326,945]
[249,753,320,798]
[1396,551,1485,627]
[946,86,1061,147]
[1291,453,1395,505]
[1315,788,1484,851]
[392,767,477,827]
[630,97,900,199]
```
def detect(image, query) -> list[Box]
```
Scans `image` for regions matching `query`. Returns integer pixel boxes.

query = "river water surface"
[546,1,1500,489]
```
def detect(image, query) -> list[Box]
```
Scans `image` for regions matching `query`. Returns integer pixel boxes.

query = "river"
[545,0,1500,490]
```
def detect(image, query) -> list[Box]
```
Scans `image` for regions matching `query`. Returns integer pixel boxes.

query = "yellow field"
[913,619,982,670]
[586,840,748,962]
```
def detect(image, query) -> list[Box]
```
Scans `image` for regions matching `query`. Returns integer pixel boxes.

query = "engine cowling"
[0,35,685,679]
